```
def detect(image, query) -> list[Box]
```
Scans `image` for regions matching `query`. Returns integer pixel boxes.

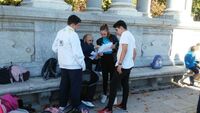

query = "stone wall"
[0,6,200,76]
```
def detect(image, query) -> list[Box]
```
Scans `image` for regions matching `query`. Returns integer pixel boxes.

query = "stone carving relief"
[141,35,171,57]
[0,31,34,64]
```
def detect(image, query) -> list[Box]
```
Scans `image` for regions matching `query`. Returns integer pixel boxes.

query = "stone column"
[185,0,193,16]
[24,0,72,10]
[136,0,151,17]
[163,0,193,21]
[108,0,142,16]
[86,0,102,13]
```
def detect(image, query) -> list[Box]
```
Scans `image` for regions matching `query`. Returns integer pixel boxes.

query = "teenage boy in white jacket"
[52,15,85,112]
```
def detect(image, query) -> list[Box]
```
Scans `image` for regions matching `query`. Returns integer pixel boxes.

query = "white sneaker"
[58,107,64,111]
[81,100,95,107]
[101,95,107,103]
[58,107,65,113]
[87,101,95,107]
[114,97,118,105]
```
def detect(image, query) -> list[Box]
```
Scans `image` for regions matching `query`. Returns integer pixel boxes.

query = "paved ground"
[89,88,199,113]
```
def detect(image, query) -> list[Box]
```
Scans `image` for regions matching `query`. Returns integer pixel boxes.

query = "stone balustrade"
[0,0,198,77]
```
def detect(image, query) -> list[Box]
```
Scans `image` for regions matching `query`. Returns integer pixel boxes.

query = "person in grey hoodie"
[52,15,85,112]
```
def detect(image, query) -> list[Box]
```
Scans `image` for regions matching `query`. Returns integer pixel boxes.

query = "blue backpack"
[151,55,163,69]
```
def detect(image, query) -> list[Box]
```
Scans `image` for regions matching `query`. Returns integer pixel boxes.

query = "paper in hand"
[98,42,113,53]
[89,51,98,60]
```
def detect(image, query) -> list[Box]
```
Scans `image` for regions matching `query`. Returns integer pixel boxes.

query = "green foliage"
[65,0,87,11]
[157,0,166,5]
[151,0,200,21]
[0,0,10,5]
[192,0,200,21]
[0,0,23,6]
[102,0,111,11]
[102,0,137,11]
[132,0,137,6]
[151,0,166,17]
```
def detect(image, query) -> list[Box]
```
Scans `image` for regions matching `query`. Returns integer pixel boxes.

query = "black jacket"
[96,34,119,54]
[81,39,96,70]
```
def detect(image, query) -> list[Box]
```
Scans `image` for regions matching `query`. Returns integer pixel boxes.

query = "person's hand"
[82,63,86,71]
[111,44,116,49]
[95,55,100,59]
[98,53,103,56]
[95,45,100,49]
[117,65,122,74]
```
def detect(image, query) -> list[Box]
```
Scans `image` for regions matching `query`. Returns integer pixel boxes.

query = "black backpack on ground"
[0,67,11,84]
[41,58,60,80]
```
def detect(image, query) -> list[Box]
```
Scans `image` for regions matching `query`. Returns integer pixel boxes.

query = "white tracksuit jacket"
[52,26,85,70]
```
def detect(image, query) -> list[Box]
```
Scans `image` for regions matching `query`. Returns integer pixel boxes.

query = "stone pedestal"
[108,0,142,16]
[24,0,72,10]
[136,0,151,17]
[86,0,102,13]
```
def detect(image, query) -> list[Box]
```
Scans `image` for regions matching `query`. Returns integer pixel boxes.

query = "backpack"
[0,102,7,113]
[10,66,30,83]
[0,94,19,112]
[41,58,60,80]
[0,67,11,84]
[0,65,30,84]
[150,55,163,69]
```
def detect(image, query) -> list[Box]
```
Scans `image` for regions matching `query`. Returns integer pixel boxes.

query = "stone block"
[35,21,56,32]
[141,33,171,57]
[2,21,34,31]
[34,31,56,62]
[0,31,34,64]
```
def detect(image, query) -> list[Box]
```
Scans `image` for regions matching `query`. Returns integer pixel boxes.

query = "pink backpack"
[0,94,19,112]
[0,102,7,113]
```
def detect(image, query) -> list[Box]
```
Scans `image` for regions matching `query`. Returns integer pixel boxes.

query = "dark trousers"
[59,68,82,108]
[101,54,115,95]
[107,68,131,111]
[82,70,99,101]
[189,66,200,84]
[197,94,200,113]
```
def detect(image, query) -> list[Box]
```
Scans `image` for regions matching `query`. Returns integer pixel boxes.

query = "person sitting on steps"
[80,34,99,108]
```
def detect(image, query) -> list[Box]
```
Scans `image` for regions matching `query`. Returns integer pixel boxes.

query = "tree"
[192,0,200,21]
[151,0,166,17]
[0,0,23,6]
[102,0,137,11]
[102,0,111,11]
[64,0,87,11]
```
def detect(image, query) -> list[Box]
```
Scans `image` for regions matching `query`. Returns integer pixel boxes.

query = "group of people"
[51,14,200,113]
[52,14,136,113]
